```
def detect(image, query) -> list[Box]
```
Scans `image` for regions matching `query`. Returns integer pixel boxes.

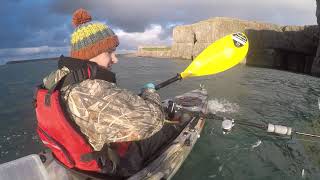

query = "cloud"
[0,0,318,61]
[115,24,172,49]
[49,0,317,32]
[0,1,71,49]
[0,24,170,63]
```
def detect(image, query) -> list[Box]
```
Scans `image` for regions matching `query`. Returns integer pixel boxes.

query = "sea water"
[0,56,319,180]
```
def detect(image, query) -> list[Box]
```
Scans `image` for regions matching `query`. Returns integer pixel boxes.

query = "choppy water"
[0,56,320,180]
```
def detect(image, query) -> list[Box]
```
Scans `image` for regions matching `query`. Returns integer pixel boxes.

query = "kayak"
[0,88,208,180]
[129,88,208,180]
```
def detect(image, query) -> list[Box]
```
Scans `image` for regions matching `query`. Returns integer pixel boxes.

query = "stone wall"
[136,46,171,58]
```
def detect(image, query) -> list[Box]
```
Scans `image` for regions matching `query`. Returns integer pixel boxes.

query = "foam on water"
[251,140,262,149]
[207,99,240,114]
[0,131,40,162]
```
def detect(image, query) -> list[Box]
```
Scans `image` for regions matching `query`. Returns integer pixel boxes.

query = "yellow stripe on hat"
[71,23,108,45]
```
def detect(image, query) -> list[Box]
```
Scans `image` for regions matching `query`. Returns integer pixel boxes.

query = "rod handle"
[267,123,292,136]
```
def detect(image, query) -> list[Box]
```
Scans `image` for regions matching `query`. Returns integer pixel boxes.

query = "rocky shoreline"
[136,17,320,76]
[137,46,171,58]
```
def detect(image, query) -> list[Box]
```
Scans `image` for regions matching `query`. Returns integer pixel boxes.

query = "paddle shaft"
[155,74,182,90]
[139,33,249,94]
[138,74,182,96]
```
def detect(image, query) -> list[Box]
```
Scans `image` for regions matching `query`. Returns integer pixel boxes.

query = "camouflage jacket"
[43,64,165,151]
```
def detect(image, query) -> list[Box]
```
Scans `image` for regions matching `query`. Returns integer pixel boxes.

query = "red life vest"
[34,60,130,173]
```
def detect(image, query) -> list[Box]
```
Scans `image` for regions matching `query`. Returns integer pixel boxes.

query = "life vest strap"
[44,63,97,106]
[81,144,120,174]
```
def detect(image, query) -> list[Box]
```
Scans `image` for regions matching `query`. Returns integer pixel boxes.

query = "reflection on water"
[0,56,319,179]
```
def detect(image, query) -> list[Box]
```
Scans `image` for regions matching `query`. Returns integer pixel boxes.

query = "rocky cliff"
[136,17,320,76]
[172,17,317,57]
[172,17,320,76]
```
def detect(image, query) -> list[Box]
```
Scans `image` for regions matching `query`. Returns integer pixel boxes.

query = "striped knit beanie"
[70,8,119,60]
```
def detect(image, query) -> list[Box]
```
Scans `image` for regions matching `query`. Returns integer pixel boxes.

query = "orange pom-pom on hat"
[70,8,119,60]
[72,8,92,27]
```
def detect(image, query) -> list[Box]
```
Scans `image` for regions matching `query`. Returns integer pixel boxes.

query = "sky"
[0,0,317,63]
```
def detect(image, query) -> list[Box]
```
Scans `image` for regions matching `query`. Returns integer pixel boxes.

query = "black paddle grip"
[155,74,182,90]
[138,74,182,96]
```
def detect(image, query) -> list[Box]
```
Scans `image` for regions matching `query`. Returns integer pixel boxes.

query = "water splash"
[208,174,217,178]
[302,169,305,178]
[218,165,224,172]
[208,99,240,113]
[251,140,262,149]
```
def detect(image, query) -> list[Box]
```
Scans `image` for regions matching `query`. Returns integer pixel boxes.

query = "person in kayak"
[36,8,186,177]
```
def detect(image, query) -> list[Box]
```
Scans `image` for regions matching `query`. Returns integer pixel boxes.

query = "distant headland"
[5,57,59,64]
[4,53,136,65]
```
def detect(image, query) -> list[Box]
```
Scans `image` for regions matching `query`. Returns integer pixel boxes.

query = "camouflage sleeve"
[43,67,70,89]
[64,79,165,151]
[140,88,162,108]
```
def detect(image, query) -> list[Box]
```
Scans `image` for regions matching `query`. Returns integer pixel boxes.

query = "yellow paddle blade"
[180,32,249,78]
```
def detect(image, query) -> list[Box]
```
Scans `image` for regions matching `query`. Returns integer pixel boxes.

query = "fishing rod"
[206,113,320,139]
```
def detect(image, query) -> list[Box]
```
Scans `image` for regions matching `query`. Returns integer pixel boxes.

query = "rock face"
[172,17,283,60]
[245,25,318,74]
[311,0,320,76]
[136,46,171,58]
[172,17,318,58]
[136,17,320,76]
[170,17,319,76]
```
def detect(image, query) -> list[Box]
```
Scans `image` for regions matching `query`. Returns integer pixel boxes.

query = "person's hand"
[141,83,156,93]
[143,83,155,89]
